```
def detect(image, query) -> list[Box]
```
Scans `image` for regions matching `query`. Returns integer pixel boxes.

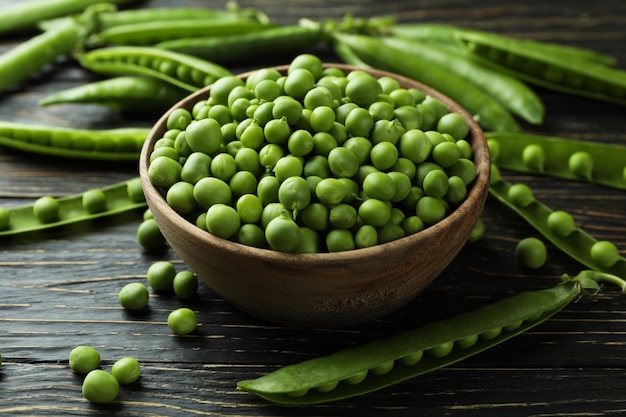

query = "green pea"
[568,150,594,179]
[236,223,267,248]
[590,240,621,268]
[82,189,107,214]
[82,370,120,404]
[111,357,141,384]
[547,210,577,237]
[272,96,303,125]
[264,117,292,145]
[254,79,282,102]
[265,214,301,252]
[468,218,485,242]
[344,107,373,137]
[436,112,469,141]
[304,86,335,110]
[389,88,415,107]
[168,307,198,335]
[166,181,197,214]
[416,196,447,225]
[289,53,323,80]
[274,155,303,182]
[507,183,535,208]
[173,270,198,300]
[278,176,311,212]
[426,341,454,358]
[393,105,422,130]
[288,129,314,156]
[69,345,100,375]
[399,129,432,163]
[118,282,149,310]
[422,169,450,199]
[402,215,425,236]
[358,198,391,227]
[229,170,258,196]
[328,147,359,178]
[259,143,285,170]
[329,203,358,229]
[355,224,378,248]
[431,141,461,168]
[312,132,338,157]
[309,105,336,132]
[515,237,547,269]
[206,203,241,239]
[236,194,263,224]
[148,155,182,188]
[522,144,545,171]
[284,68,315,100]
[167,107,192,130]
[257,175,280,206]
[370,141,398,171]
[194,177,232,208]
[445,175,467,205]
[362,171,396,201]
[211,152,237,182]
[301,203,330,231]
[345,73,381,107]
[137,218,166,252]
[239,120,265,149]
[326,229,355,252]
[147,261,176,291]
[33,195,59,223]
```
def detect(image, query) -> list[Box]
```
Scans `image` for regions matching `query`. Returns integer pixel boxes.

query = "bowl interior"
[140,63,490,327]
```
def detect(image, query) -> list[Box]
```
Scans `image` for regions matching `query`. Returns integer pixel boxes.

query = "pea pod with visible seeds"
[455,31,626,106]
[331,32,521,132]
[39,76,189,115]
[486,131,626,190]
[377,36,545,125]
[155,25,322,64]
[489,166,626,277]
[0,122,150,161]
[77,46,232,92]
[237,270,626,404]
[0,18,81,94]
[0,177,146,237]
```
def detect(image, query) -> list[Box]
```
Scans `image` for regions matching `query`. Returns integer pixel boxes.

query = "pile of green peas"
[147,53,477,253]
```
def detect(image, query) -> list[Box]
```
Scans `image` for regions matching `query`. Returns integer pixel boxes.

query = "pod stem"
[568,270,626,294]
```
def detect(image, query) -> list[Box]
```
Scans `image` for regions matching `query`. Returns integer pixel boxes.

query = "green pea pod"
[378,36,545,125]
[0,0,138,36]
[0,18,81,94]
[486,131,626,190]
[92,19,274,46]
[389,23,618,67]
[0,178,146,237]
[489,167,626,278]
[0,122,150,161]
[155,25,322,64]
[39,76,189,115]
[237,270,625,404]
[331,32,522,133]
[455,31,626,106]
[78,46,232,92]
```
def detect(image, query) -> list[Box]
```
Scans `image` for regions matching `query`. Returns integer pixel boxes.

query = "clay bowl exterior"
[139,64,490,328]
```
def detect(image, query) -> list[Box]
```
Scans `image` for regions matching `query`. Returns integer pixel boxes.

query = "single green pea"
[137,218,167,252]
[167,108,192,130]
[82,370,120,404]
[274,155,303,182]
[515,237,547,269]
[328,147,359,178]
[329,203,358,229]
[206,203,241,239]
[415,196,447,225]
[568,150,594,179]
[326,229,355,252]
[547,210,577,237]
[402,215,425,236]
[166,181,197,214]
[148,155,182,188]
[265,213,301,252]
[358,198,391,227]
[370,141,398,171]
[193,176,232,208]
[304,86,335,110]
[362,171,396,201]
[522,144,545,172]
[431,141,461,168]
[82,189,107,214]
[344,107,373,137]
[436,112,469,141]
[211,152,237,182]
[283,68,315,100]
[507,183,535,208]
[146,261,176,291]
[301,203,330,231]
[229,170,258,197]
[590,240,621,268]
[69,345,100,375]
[168,307,198,335]
[264,117,292,145]
[422,169,450,199]
[309,105,336,132]
[355,224,378,248]
[33,195,59,223]
[345,73,381,107]
[111,357,141,384]
[236,223,267,248]
[236,194,263,224]
[289,53,324,80]
[118,282,149,310]
[399,129,432,163]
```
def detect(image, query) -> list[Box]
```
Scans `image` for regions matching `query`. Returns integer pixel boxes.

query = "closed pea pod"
[237,270,626,405]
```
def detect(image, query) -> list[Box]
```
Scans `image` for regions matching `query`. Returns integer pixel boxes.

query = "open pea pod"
[238,270,626,405]
[0,177,146,237]
[489,167,626,278]
[486,131,626,191]
[455,31,626,106]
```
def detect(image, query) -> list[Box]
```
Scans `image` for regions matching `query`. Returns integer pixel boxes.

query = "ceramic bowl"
[139,64,490,328]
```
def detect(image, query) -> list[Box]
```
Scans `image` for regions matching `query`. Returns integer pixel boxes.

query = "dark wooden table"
[1,0,625,415]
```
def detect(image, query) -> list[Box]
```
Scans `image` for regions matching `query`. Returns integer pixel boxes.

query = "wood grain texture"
[1,0,626,415]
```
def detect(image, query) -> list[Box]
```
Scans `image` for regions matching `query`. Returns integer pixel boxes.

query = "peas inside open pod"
[139,61,490,328]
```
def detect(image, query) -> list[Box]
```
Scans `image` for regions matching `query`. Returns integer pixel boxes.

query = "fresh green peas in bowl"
[139,54,490,328]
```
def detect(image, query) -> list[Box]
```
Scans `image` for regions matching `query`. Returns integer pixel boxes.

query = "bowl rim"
[139,63,491,264]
